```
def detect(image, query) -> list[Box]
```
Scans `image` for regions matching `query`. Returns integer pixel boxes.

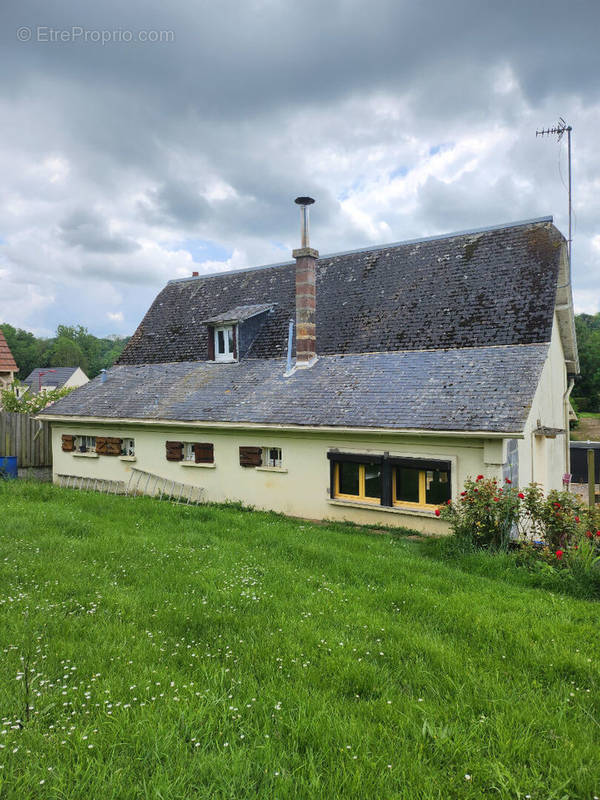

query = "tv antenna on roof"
[536,117,573,268]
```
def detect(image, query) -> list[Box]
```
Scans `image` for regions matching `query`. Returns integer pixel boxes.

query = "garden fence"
[0,411,52,468]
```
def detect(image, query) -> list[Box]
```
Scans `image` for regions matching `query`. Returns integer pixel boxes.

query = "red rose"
[447,499,452,505]
[434,509,441,517]
[556,549,564,560]
[518,492,525,499]
[586,531,593,539]
[460,491,466,496]
[574,516,580,523]
[553,502,561,509]
[505,478,512,484]
[493,497,499,502]
[596,531,600,537]
[476,475,484,481]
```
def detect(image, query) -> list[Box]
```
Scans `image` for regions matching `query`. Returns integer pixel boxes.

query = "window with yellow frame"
[334,461,382,504]
[393,465,450,508]
[329,451,451,511]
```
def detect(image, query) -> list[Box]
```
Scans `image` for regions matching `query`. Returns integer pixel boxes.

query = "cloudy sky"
[1,0,599,338]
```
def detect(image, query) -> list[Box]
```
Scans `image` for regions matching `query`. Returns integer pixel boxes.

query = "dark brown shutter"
[232,325,237,360]
[239,446,262,467]
[104,437,122,456]
[165,441,184,461]
[194,443,214,463]
[61,434,75,452]
[207,326,215,361]
[95,437,108,455]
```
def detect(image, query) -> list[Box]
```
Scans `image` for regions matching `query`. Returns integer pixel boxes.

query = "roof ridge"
[168,216,555,284]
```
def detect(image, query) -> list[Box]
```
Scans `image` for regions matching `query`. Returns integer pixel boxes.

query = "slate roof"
[0,329,18,372]
[23,367,79,394]
[43,344,548,433]
[202,304,274,324]
[118,218,563,365]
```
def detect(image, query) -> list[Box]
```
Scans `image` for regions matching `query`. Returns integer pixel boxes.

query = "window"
[329,452,451,511]
[75,435,96,453]
[393,466,450,508]
[168,441,214,464]
[262,447,282,468]
[214,325,235,362]
[334,461,381,504]
[121,438,135,456]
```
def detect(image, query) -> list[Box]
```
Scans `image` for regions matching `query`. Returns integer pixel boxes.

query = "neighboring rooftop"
[0,329,18,373]
[118,218,564,366]
[44,343,548,433]
[23,367,80,394]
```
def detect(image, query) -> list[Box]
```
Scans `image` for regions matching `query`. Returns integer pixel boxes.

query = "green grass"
[1,482,599,799]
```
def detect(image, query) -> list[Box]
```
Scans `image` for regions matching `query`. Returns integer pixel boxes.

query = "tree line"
[0,323,130,382]
[572,313,600,412]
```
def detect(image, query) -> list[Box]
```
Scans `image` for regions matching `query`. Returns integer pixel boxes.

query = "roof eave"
[37,413,524,439]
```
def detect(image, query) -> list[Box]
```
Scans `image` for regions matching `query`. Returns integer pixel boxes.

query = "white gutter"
[36,413,523,439]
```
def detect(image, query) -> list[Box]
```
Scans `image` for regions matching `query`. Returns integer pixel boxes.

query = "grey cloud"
[60,209,140,254]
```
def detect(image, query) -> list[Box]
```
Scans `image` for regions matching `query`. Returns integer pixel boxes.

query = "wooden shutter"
[104,437,122,456]
[207,326,215,361]
[239,446,262,467]
[61,434,75,452]
[194,443,214,464]
[166,441,184,461]
[95,437,108,455]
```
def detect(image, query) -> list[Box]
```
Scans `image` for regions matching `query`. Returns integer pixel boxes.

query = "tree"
[0,384,74,414]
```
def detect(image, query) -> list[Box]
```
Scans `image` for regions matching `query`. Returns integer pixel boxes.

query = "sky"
[0,0,599,338]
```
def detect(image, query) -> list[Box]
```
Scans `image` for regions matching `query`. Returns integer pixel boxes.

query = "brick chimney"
[293,197,318,365]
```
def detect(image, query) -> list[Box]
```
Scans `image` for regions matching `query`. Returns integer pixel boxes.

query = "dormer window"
[203,304,274,363]
[214,325,235,362]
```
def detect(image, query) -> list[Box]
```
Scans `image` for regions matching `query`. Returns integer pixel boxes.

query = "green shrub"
[437,475,520,551]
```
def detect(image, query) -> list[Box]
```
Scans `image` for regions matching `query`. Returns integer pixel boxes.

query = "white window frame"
[121,438,136,456]
[184,442,196,462]
[262,446,282,469]
[214,325,235,362]
[75,435,96,453]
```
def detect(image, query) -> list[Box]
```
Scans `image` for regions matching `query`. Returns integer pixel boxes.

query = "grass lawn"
[1,482,599,799]
[571,412,600,441]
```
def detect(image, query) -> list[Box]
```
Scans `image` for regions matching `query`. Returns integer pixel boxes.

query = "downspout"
[285,320,294,375]
[563,376,575,480]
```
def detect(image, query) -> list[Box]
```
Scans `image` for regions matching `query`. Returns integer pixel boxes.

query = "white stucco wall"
[63,368,89,390]
[50,422,505,533]
[518,313,569,490]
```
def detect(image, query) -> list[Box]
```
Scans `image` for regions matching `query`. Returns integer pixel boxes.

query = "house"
[22,366,89,395]
[0,329,18,392]
[39,208,579,533]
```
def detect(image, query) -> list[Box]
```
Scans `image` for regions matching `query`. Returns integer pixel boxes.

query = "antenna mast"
[536,117,572,269]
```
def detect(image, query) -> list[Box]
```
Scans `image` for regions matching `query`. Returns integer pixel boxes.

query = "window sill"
[328,498,439,517]
[119,456,137,462]
[255,466,288,474]
[72,452,99,458]
[181,462,216,469]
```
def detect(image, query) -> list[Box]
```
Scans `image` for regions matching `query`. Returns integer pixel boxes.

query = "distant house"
[40,212,578,533]
[0,329,18,392]
[22,367,89,395]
